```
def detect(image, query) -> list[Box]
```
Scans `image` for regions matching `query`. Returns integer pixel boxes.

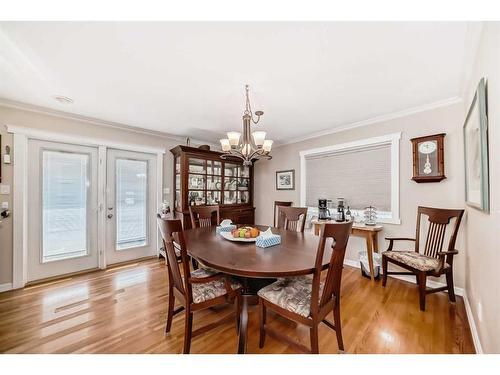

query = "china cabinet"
[170,145,255,228]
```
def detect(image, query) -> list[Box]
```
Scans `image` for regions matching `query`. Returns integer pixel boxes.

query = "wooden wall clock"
[410,133,446,183]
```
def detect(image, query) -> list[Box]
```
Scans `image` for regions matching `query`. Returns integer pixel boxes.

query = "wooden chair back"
[157,217,193,301]
[189,205,220,228]
[415,206,464,258]
[273,201,293,227]
[277,206,308,232]
[310,222,352,317]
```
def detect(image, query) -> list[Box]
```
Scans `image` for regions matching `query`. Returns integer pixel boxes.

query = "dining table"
[183,224,332,354]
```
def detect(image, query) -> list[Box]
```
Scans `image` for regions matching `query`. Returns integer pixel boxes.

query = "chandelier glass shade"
[220,85,273,166]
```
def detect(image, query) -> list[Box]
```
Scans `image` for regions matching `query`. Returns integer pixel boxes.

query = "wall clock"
[410,133,446,183]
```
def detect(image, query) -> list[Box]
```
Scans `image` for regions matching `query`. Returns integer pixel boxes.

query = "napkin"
[256,227,281,248]
[216,219,236,234]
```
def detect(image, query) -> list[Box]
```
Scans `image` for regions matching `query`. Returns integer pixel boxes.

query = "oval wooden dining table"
[183,225,331,354]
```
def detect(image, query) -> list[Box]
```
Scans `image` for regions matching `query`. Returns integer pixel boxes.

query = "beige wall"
[254,102,466,288]
[0,105,191,285]
[461,22,500,353]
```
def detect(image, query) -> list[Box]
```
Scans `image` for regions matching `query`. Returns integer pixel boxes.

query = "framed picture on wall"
[276,169,295,190]
[464,77,490,212]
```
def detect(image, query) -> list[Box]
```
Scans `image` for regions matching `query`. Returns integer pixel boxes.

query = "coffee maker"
[335,197,346,222]
[318,199,331,220]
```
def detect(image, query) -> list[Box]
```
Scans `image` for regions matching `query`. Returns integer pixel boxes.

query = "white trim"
[343,258,464,296]
[0,283,13,293]
[463,290,484,353]
[299,132,401,224]
[156,152,164,256]
[97,146,107,270]
[0,98,216,147]
[6,125,166,154]
[12,132,28,289]
[277,97,462,147]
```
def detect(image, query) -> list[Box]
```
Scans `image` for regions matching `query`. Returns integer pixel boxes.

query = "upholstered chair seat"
[258,276,324,318]
[383,251,450,272]
[189,268,242,304]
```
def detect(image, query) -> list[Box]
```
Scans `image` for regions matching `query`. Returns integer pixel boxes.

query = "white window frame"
[299,132,401,225]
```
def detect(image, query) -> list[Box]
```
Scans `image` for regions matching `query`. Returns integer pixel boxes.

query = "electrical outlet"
[0,185,10,195]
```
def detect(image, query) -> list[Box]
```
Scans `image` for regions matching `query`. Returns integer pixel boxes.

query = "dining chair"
[258,221,353,353]
[157,217,243,353]
[277,206,308,233]
[382,206,464,311]
[189,205,220,228]
[273,201,292,228]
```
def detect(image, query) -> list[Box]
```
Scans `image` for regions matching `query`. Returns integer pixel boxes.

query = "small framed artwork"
[464,77,489,212]
[276,169,295,190]
[410,133,446,183]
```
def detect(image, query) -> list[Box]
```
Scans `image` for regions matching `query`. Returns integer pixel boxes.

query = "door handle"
[107,214,113,219]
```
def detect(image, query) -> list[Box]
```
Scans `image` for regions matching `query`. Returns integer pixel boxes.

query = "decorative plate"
[219,231,257,242]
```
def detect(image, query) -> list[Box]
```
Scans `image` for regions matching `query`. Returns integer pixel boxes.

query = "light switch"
[0,185,10,195]
[3,154,11,164]
[163,188,170,194]
[1,202,8,209]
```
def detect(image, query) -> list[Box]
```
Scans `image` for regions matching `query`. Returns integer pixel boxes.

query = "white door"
[105,149,158,265]
[27,140,99,281]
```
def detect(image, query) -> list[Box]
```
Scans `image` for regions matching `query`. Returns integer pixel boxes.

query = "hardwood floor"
[0,258,475,354]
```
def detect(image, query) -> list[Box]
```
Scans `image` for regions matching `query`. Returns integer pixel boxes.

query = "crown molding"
[276,96,463,148]
[0,97,218,148]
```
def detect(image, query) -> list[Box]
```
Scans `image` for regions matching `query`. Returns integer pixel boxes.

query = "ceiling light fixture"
[220,85,273,166]
[53,95,74,104]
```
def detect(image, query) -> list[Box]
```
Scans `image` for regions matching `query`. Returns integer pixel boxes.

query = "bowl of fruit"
[219,226,261,242]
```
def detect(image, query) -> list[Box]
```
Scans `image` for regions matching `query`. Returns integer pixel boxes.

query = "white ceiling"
[0,22,473,144]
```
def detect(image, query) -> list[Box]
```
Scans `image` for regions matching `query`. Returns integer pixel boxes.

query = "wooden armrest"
[385,237,416,251]
[437,250,458,256]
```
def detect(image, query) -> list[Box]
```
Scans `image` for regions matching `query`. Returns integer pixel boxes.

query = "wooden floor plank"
[0,258,475,354]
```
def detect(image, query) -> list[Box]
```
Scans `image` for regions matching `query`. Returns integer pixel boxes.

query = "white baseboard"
[0,283,13,293]
[463,291,484,353]
[343,258,464,296]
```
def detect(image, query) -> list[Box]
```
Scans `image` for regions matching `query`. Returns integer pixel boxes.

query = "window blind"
[304,143,391,211]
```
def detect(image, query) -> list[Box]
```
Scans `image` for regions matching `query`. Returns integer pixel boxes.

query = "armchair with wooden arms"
[382,206,464,311]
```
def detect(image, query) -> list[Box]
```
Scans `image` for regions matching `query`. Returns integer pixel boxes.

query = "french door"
[105,149,158,265]
[27,141,159,282]
[27,140,99,281]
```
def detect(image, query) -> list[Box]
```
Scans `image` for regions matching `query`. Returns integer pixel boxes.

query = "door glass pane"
[116,159,148,250]
[42,150,89,262]
[188,158,206,173]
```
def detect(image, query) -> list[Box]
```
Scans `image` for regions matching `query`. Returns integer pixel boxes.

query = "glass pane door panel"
[240,166,250,178]
[238,191,249,204]
[224,163,239,177]
[175,190,181,210]
[207,191,221,205]
[188,191,205,205]
[175,156,181,174]
[188,158,206,173]
[224,191,237,205]
[175,174,180,189]
[42,150,89,263]
[116,159,148,250]
[188,174,206,189]
[237,178,249,190]
[224,177,238,191]
[207,160,222,175]
[207,176,222,190]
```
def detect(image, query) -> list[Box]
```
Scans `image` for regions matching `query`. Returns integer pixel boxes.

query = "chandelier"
[219,85,273,166]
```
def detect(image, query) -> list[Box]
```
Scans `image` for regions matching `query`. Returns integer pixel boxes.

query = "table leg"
[237,294,249,354]
[366,234,375,282]
[314,223,320,236]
